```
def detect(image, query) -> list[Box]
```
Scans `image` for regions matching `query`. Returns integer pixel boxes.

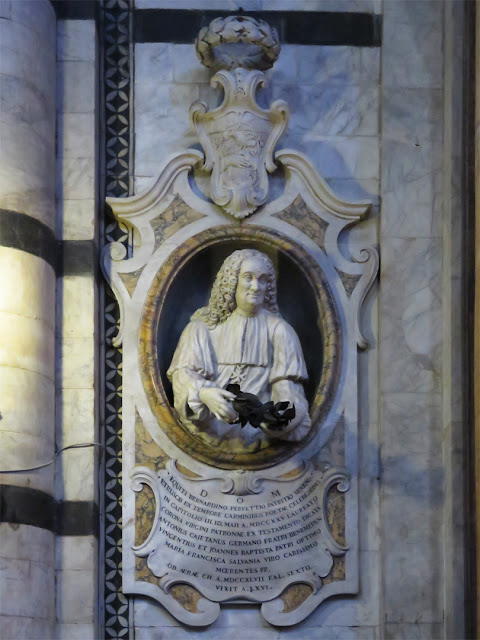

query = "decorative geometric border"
[101,0,132,637]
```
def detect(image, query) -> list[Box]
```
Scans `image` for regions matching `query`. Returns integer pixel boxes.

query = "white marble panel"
[0,312,54,381]
[381,141,442,239]
[57,60,96,114]
[56,569,97,623]
[135,42,174,83]
[10,0,56,45]
[0,524,54,565]
[283,135,379,181]
[380,238,442,394]
[0,557,55,619]
[382,88,443,148]
[267,83,378,137]
[264,44,297,86]
[57,387,96,448]
[55,536,97,572]
[0,248,55,330]
[381,452,443,548]
[60,199,96,241]
[382,392,441,457]
[57,277,95,338]
[1,615,54,640]
[172,44,211,84]
[358,476,380,553]
[384,623,444,639]
[136,82,199,122]
[328,177,379,202]
[278,627,376,640]
[382,0,443,89]
[297,46,380,86]
[57,113,96,159]
[0,1,11,19]
[383,543,443,624]
[56,337,95,389]
[0,73,55,146]
[59,157,96,201]
[56,622,97,640]
[55,446,97,502]
[57,20,96,62]
[0,367,54,441]
[135,90,200,177]
[134,626,279,640]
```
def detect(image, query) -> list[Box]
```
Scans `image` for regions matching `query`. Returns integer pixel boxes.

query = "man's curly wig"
[191,249,281,328]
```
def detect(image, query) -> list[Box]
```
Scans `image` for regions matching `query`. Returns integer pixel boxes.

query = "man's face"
[235,256,269,315]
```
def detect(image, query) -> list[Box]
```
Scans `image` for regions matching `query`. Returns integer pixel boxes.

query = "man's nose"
[250,278,259,291]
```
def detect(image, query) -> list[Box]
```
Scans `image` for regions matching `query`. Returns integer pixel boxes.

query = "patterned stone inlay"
[274,195,329,252]
[102,1,133,637]
[135,409,169,471]
[152,194,206,250]
[280,584,314,613]
[335,268,362,298]
[118,267,145,298]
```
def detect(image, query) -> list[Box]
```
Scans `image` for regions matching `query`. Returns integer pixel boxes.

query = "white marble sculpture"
[167,249,311,452]
[190,16,289,218]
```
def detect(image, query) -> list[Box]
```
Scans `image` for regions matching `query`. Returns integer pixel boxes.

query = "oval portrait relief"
[140,226,342,469]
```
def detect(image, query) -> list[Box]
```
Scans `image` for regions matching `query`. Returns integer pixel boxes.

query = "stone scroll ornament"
[190,17,289,218]
[102,15,379,628]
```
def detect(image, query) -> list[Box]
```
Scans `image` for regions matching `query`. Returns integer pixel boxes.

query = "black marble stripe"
[57,500,99,537]
[0,209,98,277]
[134,9,382,47]
[60,240,98,277]
[50,0,99,21]
[0,485,55,531]
[0,208,57,271]
[0,485,99,537]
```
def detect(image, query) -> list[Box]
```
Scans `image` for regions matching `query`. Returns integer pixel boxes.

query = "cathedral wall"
[126,1,465,638]
[0,1,469,638]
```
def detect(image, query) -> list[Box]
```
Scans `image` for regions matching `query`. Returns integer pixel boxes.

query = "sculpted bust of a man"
[167,249,311,453]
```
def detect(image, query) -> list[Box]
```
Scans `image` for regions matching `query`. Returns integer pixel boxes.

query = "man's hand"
[198,387,238,423]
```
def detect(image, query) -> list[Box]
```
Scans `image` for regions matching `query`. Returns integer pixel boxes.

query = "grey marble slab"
[382,0,443,89]
[380,238,442,394]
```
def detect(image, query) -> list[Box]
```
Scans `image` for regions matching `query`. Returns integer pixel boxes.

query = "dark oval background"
[157,239,323,406]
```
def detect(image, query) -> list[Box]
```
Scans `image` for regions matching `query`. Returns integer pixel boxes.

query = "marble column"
[0,1,57,638]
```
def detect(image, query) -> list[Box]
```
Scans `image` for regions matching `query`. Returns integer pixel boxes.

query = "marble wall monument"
[103,16,378,627]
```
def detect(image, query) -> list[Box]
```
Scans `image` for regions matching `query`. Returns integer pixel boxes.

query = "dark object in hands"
[226,384,296,431]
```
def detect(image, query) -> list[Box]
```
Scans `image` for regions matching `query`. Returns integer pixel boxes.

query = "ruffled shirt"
[167,308,311,452]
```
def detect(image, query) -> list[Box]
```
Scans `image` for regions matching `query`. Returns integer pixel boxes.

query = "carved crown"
[195,15,280,71]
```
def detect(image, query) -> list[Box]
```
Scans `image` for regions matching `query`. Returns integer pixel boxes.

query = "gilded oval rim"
[139,225,342,470]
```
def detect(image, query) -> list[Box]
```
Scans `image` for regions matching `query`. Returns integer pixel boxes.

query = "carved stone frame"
[102,147,378,625]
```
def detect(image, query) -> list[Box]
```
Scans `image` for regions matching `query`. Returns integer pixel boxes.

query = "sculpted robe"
[167,308,311,452]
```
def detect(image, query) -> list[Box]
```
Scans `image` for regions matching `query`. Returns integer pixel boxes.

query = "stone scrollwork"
[190,68,289,218]
[171,460,310,496]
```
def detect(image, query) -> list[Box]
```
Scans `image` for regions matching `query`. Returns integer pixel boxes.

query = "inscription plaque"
[133,462,347,601]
